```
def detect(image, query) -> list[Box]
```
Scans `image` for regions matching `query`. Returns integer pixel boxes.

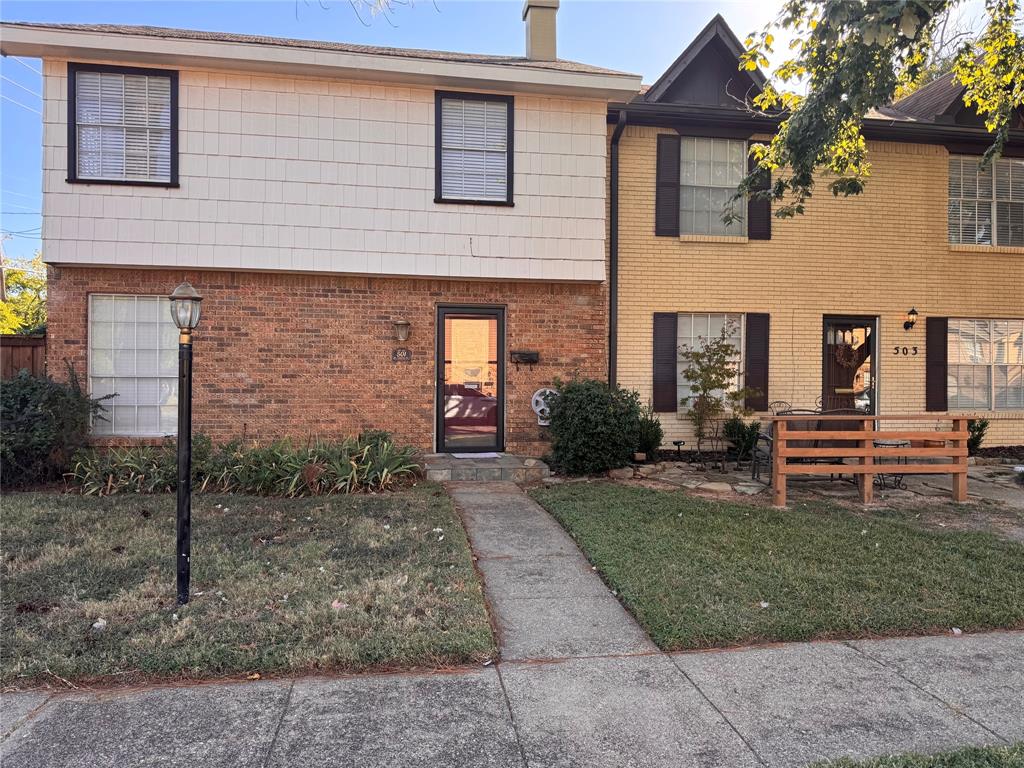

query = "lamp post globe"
[169,282,202,605]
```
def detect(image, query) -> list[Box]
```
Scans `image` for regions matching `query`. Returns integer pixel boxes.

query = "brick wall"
[47,267,607,455]
[613,126,1024,447]
[41,59,608,282]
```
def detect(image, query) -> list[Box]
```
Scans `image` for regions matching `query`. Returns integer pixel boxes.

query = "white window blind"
[439,97,509,201]
[947,318,1024,411]
[75,70,172,183]
[948,156,1024,246]
[89,295,179,436]
[679,137,746,236]
[677,313,745,406]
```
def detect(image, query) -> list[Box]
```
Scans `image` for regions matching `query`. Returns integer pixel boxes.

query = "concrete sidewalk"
[3,482,1021,767]
[2,632,1021,768]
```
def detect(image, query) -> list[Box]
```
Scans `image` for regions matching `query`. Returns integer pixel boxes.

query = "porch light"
[169,281,203,337]
[903,307,918,331]
[392,318,411,342]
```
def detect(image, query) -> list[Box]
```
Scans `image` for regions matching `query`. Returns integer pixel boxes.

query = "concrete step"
[422,454,550,484]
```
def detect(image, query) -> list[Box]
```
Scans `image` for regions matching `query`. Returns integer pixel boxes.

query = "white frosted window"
[948,156,1024,246]
[75,70,172,183]
[677,313,744,407]
[89,295,179,436]
[439,97,510,201]
[947,318,1024,411]
[679,137,746,236]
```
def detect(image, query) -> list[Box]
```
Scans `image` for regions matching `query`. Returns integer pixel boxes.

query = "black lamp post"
[169,281,203,605]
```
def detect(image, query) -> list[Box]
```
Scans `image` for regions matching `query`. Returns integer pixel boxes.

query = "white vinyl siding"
[89,295,179,436]
[947,318,1024,411]
[948,156,1024,247]
[679,137,746,236]
[439,97,509,201]
[677,312,744,406]
[75,70,172,183]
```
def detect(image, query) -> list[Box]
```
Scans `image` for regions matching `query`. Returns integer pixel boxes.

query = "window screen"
[438,96,510,202]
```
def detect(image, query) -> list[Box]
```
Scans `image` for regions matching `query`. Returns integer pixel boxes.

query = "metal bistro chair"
[751,408,864,485]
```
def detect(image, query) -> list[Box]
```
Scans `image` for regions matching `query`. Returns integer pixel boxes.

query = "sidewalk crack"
[841,641,1010,744]
[495,665,531,768]
[260,680,295,768]
[665,654,768,767]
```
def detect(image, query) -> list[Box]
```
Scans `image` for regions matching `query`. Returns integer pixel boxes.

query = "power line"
[1,189,39,201]
[1,75,41,100]
[0,93,41,116]
[12,57,42,76]
[1,211,42,215]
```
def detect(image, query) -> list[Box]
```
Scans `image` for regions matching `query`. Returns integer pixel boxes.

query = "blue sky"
[0,0,786,260]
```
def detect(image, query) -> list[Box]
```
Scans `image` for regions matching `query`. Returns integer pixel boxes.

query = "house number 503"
[893,346,918,356]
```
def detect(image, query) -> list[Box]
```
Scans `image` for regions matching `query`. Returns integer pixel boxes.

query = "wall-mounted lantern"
[392,319,411,342]
[903,307,918,331]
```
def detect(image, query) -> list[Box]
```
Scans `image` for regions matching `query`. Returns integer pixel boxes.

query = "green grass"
[1,485,495,686]
[529,482,1024,650]
[810,743,1024,767]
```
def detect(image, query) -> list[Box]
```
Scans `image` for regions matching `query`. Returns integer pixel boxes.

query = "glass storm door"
[437,307,504,452]
[822,316,877,413]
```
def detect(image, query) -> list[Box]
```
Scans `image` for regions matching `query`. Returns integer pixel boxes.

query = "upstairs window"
[68,63,178,186]
[435,91,513,205]
[679,137,746,236]
[948,156,1024,247]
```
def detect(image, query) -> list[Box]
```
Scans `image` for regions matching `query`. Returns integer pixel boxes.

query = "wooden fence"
[768,414,970,506]
[1,335,46,379]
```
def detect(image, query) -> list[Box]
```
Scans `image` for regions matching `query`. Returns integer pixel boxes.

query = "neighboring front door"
[436,307,505,452]
[822,316,877,413]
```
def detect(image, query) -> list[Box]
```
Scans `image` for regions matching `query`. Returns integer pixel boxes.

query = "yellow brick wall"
[613,125,1024,447]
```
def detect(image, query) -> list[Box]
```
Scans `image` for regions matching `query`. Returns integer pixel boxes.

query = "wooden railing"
[768,414,969,507]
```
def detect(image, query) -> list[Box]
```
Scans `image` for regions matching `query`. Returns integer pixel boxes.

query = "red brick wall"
[46,266,607,456]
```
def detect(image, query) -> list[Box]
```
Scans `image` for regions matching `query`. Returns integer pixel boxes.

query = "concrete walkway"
[3,483,1022,767]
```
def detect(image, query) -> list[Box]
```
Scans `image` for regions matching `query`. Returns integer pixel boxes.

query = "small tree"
[0,254,47,335]
[679,320,757,439]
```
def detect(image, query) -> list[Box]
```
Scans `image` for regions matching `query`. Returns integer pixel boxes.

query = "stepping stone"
[697,482,733,494]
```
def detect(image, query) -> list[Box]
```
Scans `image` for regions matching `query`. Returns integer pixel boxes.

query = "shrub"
[723,416,761,462]
[636,405,664,458]
[0,367,110,488]
[545,378,642,475]
[967,419,989,457]
[67,434,421,496]
[678,320,757,439]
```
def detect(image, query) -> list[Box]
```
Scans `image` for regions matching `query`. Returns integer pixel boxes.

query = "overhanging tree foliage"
[728,0,1024,220]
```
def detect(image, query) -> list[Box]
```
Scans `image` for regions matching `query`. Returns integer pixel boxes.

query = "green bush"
[723,416,761,462]
[67,434,421,496]
[636,405,664,457]
[545,378,642,475]
[1,367,110,488]
[967,418,989,456]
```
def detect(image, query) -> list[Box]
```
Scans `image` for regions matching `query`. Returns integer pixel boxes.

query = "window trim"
[433,90,514,207]
[88,293,180,437]
[947,154,1023,248]
[67,62,180,188]
[677,135,748,238]
[946,316,1024,412]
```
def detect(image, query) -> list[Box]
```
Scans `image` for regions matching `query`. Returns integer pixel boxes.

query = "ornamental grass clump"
[67,432,420,496]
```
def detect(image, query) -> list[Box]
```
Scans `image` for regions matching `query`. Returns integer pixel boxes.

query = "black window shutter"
[925,317,949,412]
[655,134,680,236]
[747,154,771,240]
[652,312,679,412]
[744,313,770,411]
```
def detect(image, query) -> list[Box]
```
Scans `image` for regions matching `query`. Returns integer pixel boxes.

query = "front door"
[822,316,877,413]
[436,307,504,452]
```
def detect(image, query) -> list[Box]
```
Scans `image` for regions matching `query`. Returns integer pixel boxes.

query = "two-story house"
[609,16,1024,447]
[1,3,641,455]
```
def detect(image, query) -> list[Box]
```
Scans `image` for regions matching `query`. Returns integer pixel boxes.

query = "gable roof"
[1,21,631,76]
[890,71,965,121]
[643,14,766,105]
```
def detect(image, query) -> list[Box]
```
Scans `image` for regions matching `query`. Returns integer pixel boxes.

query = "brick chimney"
[523,0,558,61]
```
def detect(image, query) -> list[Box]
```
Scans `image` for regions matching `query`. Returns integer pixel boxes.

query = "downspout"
[608,109,627,386]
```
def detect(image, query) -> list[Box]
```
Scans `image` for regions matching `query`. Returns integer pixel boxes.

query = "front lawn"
[529,482,1024,650]
[1,485,495,686]
[811,743,1024,767]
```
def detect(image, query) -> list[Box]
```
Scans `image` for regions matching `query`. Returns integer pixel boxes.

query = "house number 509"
[893,346,918,356]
